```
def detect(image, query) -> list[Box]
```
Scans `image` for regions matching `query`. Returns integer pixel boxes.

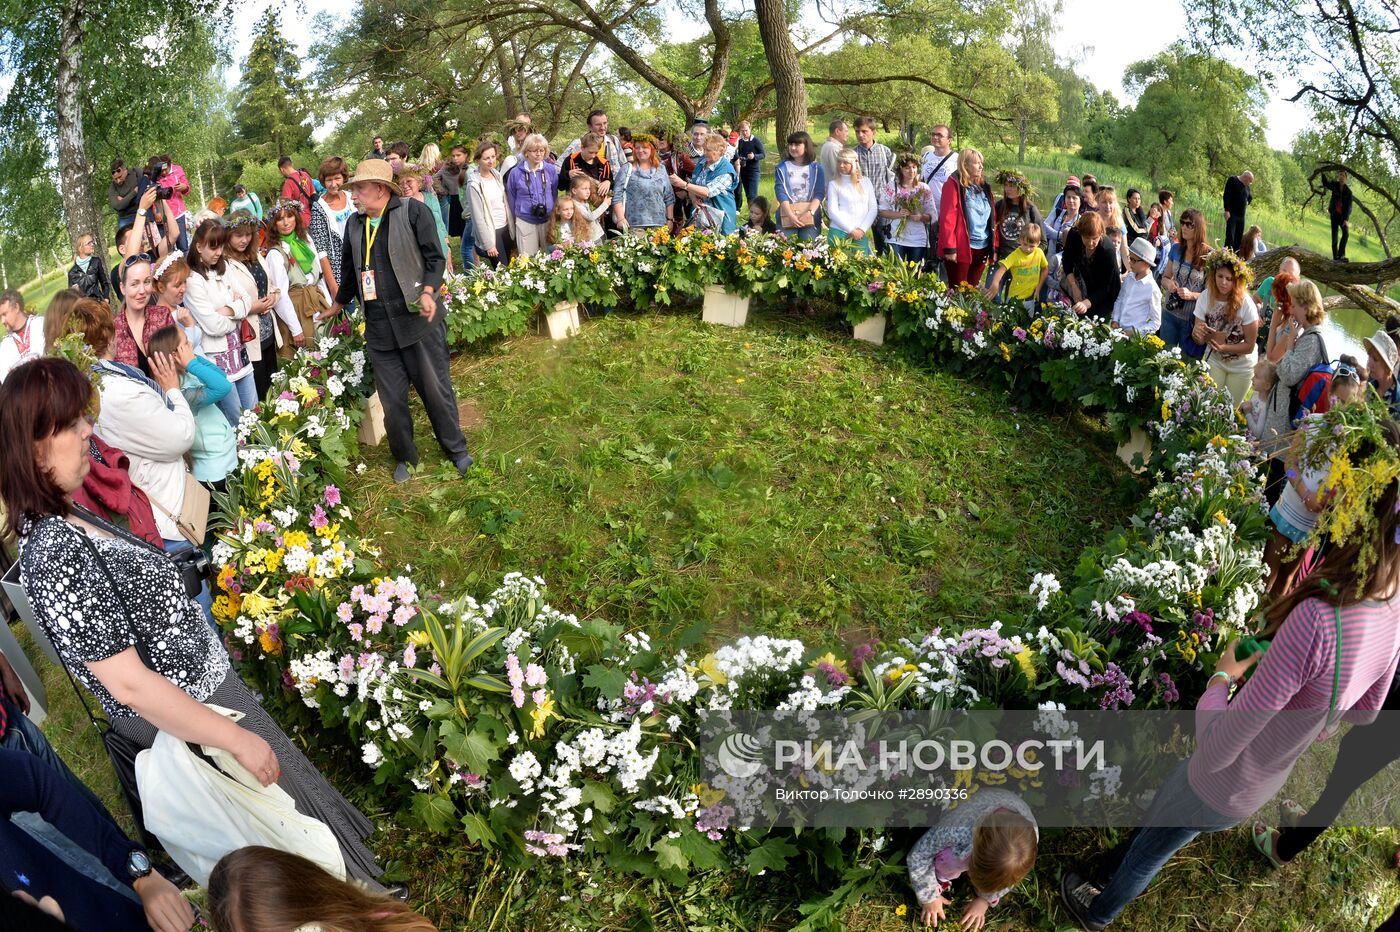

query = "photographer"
[132,164,178,262]
[0,357,386,890]
[505,134,558,257]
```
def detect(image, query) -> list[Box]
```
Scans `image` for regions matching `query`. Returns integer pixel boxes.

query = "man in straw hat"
[319,158,472,483]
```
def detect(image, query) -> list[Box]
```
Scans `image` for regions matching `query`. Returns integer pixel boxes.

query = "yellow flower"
[895,904,908,917]
[258,626,282,656]
[241,586,279,619]
[692,783,726,807]
[691,653,728,686]
[999,342,1012,362]
[1161,400,1171,422]
[407,629,431,648]
[282,530,310,550]
[1013,648,1037,684]
[736,377,745,384]
[529,692,560,738]
[216,564,237,593]
[811,652,848,676]
[1145,335,1166,350]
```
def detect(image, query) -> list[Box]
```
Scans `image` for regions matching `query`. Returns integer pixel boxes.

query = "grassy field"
[354,310,1134,647]
[16,160,1400,929]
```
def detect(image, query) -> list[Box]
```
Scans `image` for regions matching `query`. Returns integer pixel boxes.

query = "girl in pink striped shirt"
[1062,421,1400,930]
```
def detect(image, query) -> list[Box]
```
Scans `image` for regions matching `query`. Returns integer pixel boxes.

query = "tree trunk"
[1251,245,1400,322]
[1017,117,1028,162]
[754,0,806,140]
[55,0,103,260]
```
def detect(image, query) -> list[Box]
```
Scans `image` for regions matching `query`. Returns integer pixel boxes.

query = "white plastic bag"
[134,704,347,886]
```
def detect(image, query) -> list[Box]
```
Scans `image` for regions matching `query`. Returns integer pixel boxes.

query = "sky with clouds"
[231,0,1307,150]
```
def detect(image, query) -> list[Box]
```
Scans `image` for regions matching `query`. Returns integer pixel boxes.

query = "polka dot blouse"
[20,516,229,719]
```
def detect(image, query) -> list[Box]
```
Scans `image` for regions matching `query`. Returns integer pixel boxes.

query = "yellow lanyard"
[364,214,383,269]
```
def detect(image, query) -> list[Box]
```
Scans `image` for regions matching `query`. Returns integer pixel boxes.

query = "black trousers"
[1225,214,1246,251]
[1276,673,1400,861]
[251,338,278,402]
[474,225,513,268]
[367,323,469,467]
[1331,215,1349,260]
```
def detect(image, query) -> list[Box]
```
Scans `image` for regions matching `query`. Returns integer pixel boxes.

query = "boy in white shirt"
[1111,238,1162,336]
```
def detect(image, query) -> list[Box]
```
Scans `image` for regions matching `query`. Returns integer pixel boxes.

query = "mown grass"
[355,309,1134,649]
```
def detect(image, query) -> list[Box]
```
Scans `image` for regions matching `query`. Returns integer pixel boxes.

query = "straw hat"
[346,158,400,195]
[1364,329,1399,374]
[1128,237,1157,265]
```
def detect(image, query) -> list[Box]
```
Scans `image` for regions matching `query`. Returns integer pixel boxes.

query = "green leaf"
[443,728,500,773]
[580,779,618,814]
[583,663,630,701]
[652,836,689,875]
[410,793,458,834]
[708,463,737,489]
[460,812,496,848]
[464,672,512,694]
[745,836,798,875]
[675,829,726,871]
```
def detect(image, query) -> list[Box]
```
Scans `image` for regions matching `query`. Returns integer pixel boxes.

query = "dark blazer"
[1223,175,1252,214]
[337,195,445,351]
[735,136,766,175]
[1323,177,1354,221]
[68,259,111,302]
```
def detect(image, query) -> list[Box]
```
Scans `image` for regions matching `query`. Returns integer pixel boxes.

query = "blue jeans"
[175,213,190,254]
[1158,313,1192,352]
[460,224,477,271]
[782,225,819,241]
[162,539,216,630]
[2,701,141,903]
[215,371,258,427]
[1088,761,1239,924]
[892,244,926,265]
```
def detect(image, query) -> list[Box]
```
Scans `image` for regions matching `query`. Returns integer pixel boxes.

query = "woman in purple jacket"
[505,133,558,257]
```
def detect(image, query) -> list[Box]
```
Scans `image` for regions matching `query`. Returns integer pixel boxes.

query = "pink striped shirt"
[1190,596,1400,818]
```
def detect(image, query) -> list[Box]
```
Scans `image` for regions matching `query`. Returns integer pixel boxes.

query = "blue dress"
[690,158,739,234]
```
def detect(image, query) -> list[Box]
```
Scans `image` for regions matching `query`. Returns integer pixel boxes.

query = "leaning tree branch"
[742,73,1011,126]
[1250,245,1400,322]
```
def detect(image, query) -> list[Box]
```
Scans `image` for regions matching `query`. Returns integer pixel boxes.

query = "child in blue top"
[147,324,238,488]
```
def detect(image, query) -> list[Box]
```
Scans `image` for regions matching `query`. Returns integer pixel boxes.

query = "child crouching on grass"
[908,787,1038,930]
[1263,355,1365,596]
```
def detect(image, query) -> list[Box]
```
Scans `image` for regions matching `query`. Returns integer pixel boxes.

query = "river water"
[1320,306,1376,360]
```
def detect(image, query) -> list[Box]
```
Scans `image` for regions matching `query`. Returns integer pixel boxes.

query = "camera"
[154,186,174,200]
[170,545,212,598]
[530,203,548,221]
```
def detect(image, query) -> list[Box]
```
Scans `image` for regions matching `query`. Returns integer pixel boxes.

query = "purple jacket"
[505,161,558,225]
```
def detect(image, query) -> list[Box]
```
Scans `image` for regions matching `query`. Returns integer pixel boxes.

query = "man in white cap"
[319,159,473,483]
[1364,329,1400,415]
[1111,238,1162,336]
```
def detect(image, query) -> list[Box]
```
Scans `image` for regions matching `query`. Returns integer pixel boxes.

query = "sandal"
[1252,820,1283,868]
[1279,799,1305,829]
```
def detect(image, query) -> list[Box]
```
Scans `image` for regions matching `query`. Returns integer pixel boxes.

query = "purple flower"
[324,485,341,507]
[1110,611,1154,639]
[310,505,328,530]
[850,641,876,672]
[1012,327,1027,342]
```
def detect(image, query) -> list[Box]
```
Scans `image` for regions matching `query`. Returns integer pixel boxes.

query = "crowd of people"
[0,106,1397,932]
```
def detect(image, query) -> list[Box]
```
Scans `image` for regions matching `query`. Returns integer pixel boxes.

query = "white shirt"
[825,176,878,236]
[920,149,956,215]
[93,361,196,542]
[1111,272,1162,334]
[184,268,253,372]
[0,316,45,382]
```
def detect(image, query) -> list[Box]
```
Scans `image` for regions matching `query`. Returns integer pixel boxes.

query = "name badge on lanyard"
[362,215,382,301]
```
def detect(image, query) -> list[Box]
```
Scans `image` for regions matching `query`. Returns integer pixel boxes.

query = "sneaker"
[393,462,411,483]
[1061,871,1108,931]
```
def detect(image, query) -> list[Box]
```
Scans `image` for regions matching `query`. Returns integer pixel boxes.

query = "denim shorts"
[1270,503,1312,544]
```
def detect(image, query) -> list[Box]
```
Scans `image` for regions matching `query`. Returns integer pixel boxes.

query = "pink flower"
[338,655,355,682]
[348,623,364,642]
[403,643,417,668]
[531,688,547,705]
[1012,327,1028,342]
[310,505,328,530]
[550,248,565,260]
[279,391,295,401]
[511,686,526,708]
[336,602,354,622]
[525,663,547,687]
[393,604,417,626]
[349,585,366,601]
[365,614,385,634]
[254,519,274,534]
[324,485,341,507]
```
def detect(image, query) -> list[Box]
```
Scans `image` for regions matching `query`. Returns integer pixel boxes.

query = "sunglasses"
[1180,220,1195,228]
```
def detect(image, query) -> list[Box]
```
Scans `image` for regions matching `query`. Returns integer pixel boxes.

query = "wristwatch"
[126,848,152,881]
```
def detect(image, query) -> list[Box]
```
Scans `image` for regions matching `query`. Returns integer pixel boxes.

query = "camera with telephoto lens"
[170,545,212,598]
[530,202,548,221]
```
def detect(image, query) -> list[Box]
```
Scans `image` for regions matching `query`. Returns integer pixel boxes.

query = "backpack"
[1290,361,1335,429]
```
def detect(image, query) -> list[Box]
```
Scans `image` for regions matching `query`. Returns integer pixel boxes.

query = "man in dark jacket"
[67,233,111,303]
[322,159,472,483]
[108,160,138,230]
[1222,170,1253,250]
[733,120,766,213]
[1322,170,1354,260]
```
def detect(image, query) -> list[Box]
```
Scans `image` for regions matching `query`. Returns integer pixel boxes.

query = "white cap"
[1128,237,1157,265]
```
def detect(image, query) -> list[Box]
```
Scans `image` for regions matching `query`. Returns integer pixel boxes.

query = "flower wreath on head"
[995,169,1036,201]
[1203,247,1254,289]
[629,132,658,148]
[269,198,304,218]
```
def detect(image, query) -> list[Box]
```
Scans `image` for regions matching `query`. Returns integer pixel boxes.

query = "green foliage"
[232,9,314,164]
